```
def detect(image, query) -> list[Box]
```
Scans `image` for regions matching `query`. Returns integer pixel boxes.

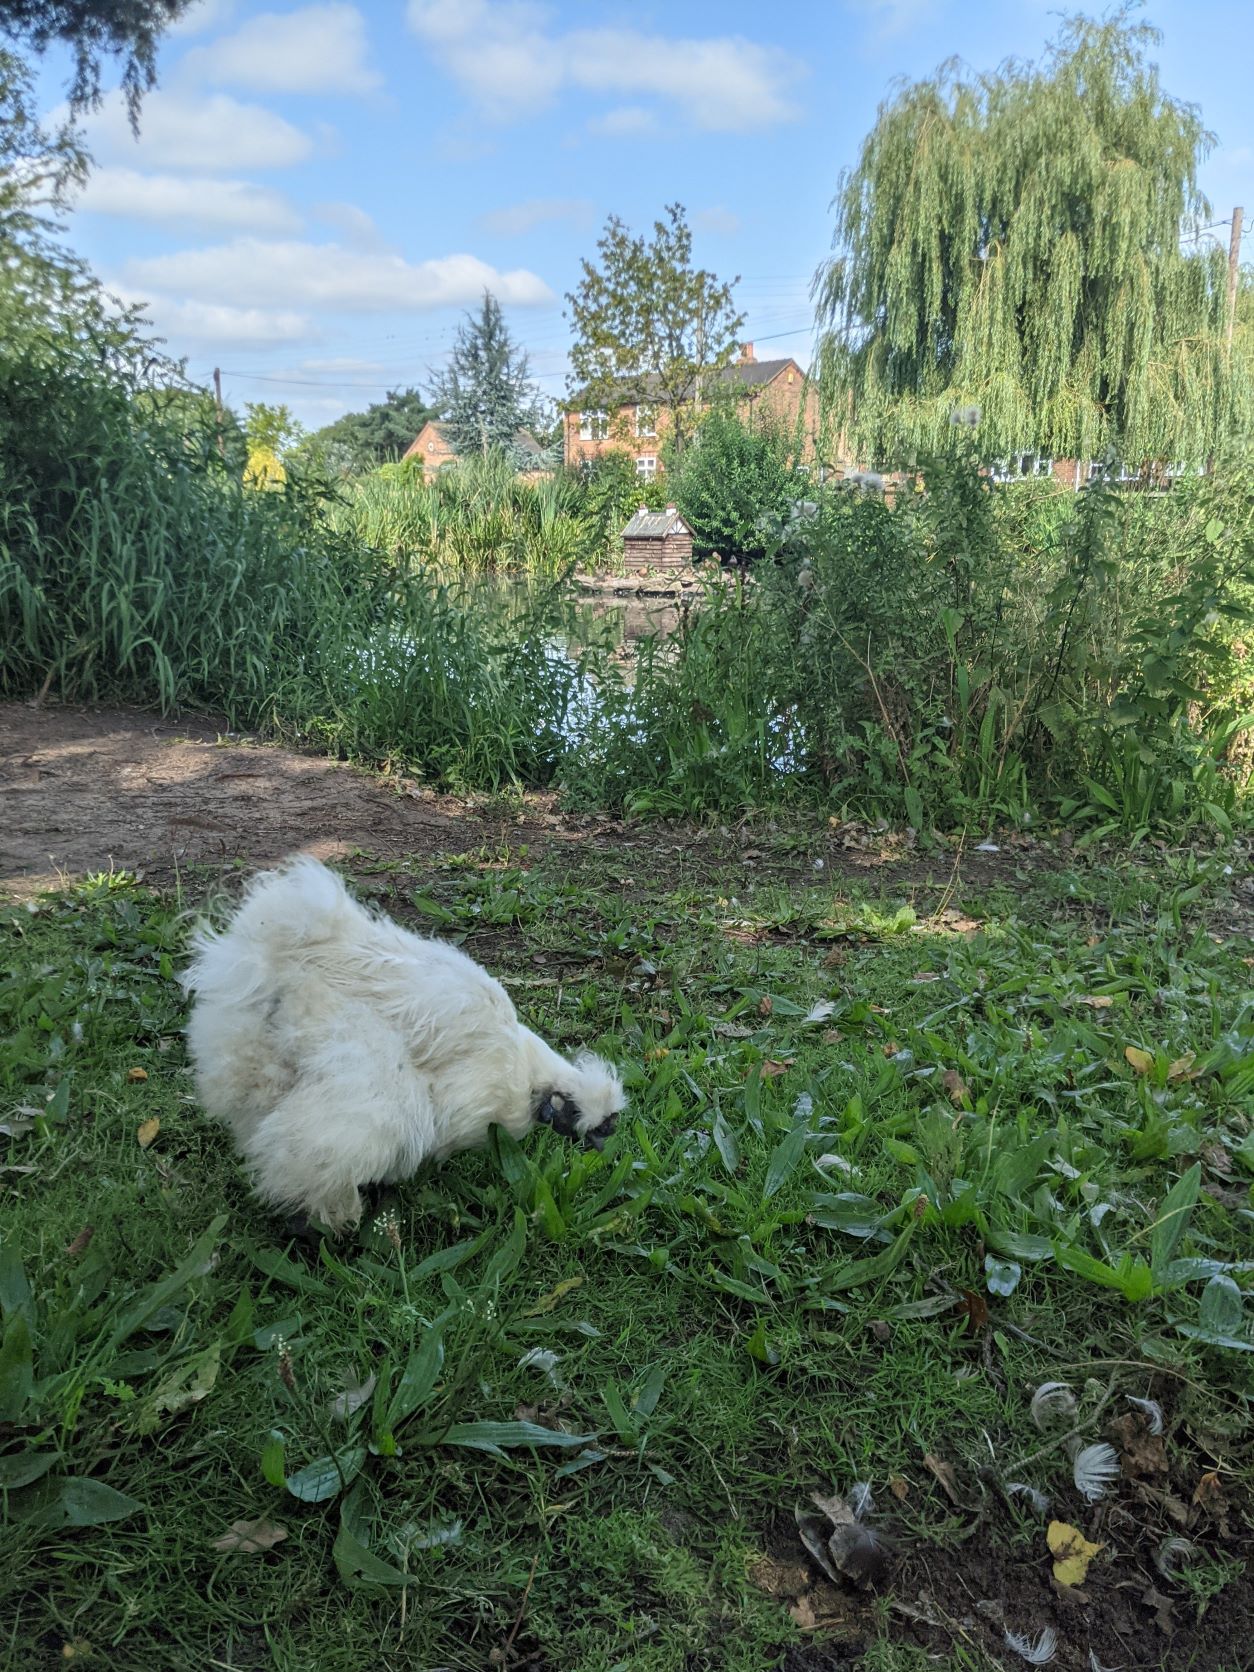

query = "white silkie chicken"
[182,857,625,1231]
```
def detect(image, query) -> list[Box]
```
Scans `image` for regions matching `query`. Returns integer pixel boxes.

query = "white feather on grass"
[1073,1441,1121,1502]
[1005,1481,1051,1515]
[1154,1536,1195,1576]
[1126,1395,1164,1434]
[1030,1381,1077,1429]
[1005,1626,1058,1664]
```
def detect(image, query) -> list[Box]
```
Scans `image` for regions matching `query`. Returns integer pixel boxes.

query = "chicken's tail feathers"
[182,855,358,997]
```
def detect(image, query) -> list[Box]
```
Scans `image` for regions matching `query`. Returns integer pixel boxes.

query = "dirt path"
[1,702,507,895]
[3,700,1037,901]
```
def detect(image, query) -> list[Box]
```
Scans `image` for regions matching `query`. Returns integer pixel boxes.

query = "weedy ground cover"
[1,842,1251,1671]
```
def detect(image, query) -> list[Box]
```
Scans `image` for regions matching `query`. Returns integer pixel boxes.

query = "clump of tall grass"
[332,452,596,577]
[564,455,1254,833]
[0,338,581,788]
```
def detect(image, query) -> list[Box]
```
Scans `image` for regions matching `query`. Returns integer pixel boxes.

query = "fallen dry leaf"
[889,1475,910,1502]
[1191,1471,1227,1520]
[758,995,774,1017]
[523,1276,584,1317]
[1078,995,1113,1009]
[910,971,941,983]
[1110,1411,1168,1478]
[882,1041,901,1058]
[1124,1045,1154,1075]
[922,1454,961,1504]
[941,1069,968,1106]
[211,1518,288,1554]
[960,1288,989,1334]
[1200,1143,1233,1178]
[1047,1520,1103,1586]
[127,1066,148,1083]
[760,1059,792,1077]
[1166,1054,1200,1083]
[136,1117,160,1148]
[789,1594,818,1632]
[64,1226,94,1259]
[820,1028,845,1044]
[1142,1583,1176,1635]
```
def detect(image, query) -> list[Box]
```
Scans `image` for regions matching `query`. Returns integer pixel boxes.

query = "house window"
[579,411,610,441]
[990,453,1054,482]
[635,404,657,437]
[636,455,658,479]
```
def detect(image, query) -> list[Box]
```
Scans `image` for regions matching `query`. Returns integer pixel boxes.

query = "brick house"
[564,344,826,479]
[404,420,545,479]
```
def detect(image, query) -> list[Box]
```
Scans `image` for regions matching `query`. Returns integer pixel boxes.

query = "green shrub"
[667,409,809,561]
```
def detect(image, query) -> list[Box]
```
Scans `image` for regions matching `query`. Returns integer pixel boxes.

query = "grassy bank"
[2,840,1251,1670]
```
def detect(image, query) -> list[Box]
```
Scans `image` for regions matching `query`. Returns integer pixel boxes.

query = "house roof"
[621,506,690,540]
[405,421,544,458]
[573,358,805,410]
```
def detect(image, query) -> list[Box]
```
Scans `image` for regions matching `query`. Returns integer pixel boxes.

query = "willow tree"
[814,10,1252,467]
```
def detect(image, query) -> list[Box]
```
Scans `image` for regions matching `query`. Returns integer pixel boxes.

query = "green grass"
[2,846,1252,1671]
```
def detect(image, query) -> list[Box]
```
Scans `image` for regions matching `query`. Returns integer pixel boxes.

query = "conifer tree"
[428,292,547,465]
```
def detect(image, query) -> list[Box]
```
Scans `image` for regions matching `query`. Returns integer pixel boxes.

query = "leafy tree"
[668,411,805,561]
[243,402,302,489]
[0,1,195,122]
[301,387,437,475]
[428,292,547,465]
[814,9,1253,468]
[566,204,745,457]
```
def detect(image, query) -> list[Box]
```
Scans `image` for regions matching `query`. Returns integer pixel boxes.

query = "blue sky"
[37,0,1254,431]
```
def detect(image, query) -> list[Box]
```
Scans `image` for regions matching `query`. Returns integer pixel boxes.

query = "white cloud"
[123,238,555,312]
[76,89,313,172]
[168,0,238,37]
[314,201,385,246]
[182,4,380,95]
[407,0,802,132]
[292,356,386,375]
[694,206,741,236]
[588,106,657,139]
[114,289,313,348]
[847,0,936,42]
[73,167,302,233]
[479,196,594,236]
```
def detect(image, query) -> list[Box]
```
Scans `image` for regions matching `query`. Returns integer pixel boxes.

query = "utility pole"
[1226,206,1244,350]
[212,366,226,458]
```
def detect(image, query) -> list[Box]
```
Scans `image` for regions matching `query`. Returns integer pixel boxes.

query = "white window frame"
[579,410,610,441]
[635,404,657,437]
[635,455,658,479]
[990,452,1054,483]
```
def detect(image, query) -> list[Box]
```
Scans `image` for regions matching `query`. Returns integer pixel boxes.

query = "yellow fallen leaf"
[523,1276,584,1316]
[137,1117,161,1148]
[127,1066,148,1083]
[1167,1053,1199,1083]
[1047,1519,1103,1586]
[1124,1046,1154,1074]
[1079,995,1113,1009]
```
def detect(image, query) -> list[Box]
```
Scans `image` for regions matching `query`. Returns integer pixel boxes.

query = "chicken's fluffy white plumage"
[182,857,625,1228]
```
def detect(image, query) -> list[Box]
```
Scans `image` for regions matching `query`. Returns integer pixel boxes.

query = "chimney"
[638,503,648,514]
[740,342,755,363]
[665,503,677,514]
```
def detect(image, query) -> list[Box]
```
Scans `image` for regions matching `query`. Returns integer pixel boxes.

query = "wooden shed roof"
[621,505,690,540]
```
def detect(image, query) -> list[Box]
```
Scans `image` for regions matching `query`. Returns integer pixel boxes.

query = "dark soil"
[753,1402,1253,1672]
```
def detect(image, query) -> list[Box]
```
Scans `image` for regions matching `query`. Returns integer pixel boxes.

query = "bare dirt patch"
[0,702,529,896]
[1,701,1035,901]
